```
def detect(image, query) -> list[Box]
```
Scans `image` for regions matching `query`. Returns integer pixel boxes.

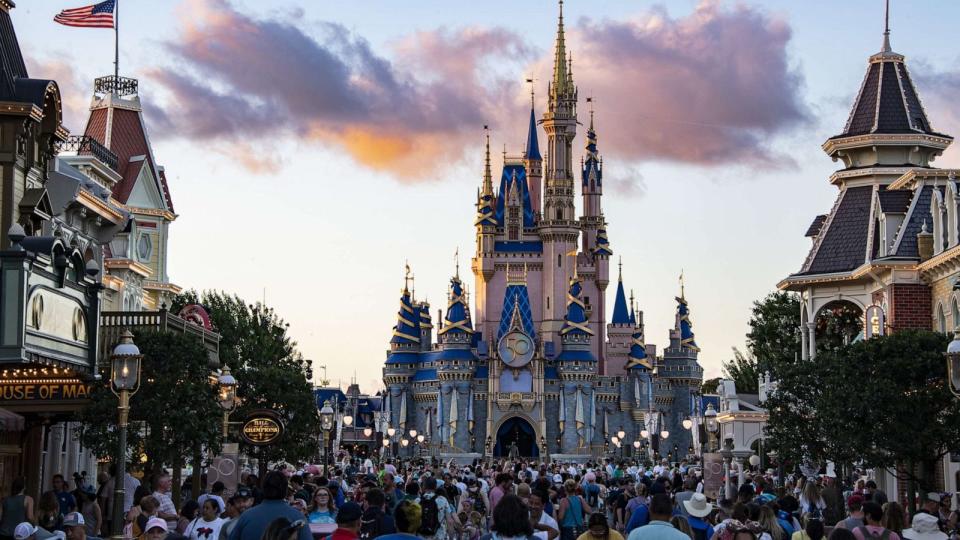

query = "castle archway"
[493,416,538,458]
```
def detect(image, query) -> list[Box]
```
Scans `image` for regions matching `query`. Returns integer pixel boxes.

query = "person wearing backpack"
[852,502,901,540]
[417,477,451,539]
[358,489,395,540]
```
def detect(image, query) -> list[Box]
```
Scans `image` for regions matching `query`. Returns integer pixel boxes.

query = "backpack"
[855,526,892,540]
[419,495,441,536]
[359,510,384,540]
[584,484,600,509]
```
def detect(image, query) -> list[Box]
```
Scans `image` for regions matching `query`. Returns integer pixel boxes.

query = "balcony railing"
[94,75,138,97]
[57,135,119,171]
[99,309,220,368]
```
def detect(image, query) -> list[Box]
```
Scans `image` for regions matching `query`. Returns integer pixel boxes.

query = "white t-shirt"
[534,511,560,540]
[185,517,226,540]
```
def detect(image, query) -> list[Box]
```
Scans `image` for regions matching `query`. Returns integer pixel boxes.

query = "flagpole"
[113,0,119,81]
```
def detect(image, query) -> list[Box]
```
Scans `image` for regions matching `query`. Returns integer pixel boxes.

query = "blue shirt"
[54,491,76,516]
[687,516,715,540]
[624,504,649,534]
[626,520,691,540]
[228,500,312,540]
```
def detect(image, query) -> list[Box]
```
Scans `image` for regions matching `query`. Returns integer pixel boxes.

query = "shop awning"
[0,407,24,431]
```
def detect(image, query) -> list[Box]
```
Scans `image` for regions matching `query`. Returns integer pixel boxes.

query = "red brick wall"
[888,283,932,332]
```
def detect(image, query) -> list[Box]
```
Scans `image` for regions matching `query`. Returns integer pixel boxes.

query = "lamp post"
[320,400,334,470]
[682,417,693,430]
[217,365,237,438]
[387,427,397,458]
[341,414,353,455]
[947,333,960,398]
[704,403,719,452]
[408,429,417,457]
[110,331,142,538]
[633,440,641,458]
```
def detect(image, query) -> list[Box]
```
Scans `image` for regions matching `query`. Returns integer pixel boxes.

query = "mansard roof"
[877,188,913,213]
[805,215,827,238]
[831,47,946,141]
[802,186,874,275]
[83,98,175,213]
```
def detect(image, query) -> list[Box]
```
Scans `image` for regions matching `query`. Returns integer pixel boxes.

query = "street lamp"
[387,427,396,437]
[401,438,409,448]
[343,414,354,427]
[947,333,960,397]
[704,403,719,452]
[640,429,649,439]
[660,429,669,440]
[682,418,693,430]
[320,400,334,469]
[617,429,626,440]
[409,429,418,439]
[110,330,142,537]
[364,427,373,437]
[217,365,237,438]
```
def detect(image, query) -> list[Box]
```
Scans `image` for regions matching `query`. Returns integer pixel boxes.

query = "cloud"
[149,0,533,178]
[149,0,807,178]
[911,60,960,167]
[23,53,89,134]
[606,163,647,198]
[568,0,809,167]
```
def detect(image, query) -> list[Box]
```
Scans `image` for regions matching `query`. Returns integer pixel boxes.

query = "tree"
[722,348,760,394]
[700,378,721,395]
[173,291,320,472]
[78,330,223,501]
[765,330,960,514]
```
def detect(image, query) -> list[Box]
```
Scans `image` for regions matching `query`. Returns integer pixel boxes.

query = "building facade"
[779,23,960,494]
[382,4,704,461]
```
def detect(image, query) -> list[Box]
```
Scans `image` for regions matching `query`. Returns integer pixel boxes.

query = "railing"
[99,309,220,368]
[94,75,139,97]
[57,135,119,171]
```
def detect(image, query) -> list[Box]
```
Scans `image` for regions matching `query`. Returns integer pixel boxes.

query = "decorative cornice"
[125,206,176,222]
[76,189,124,223]
[822,132,951,158]
[889,168,960,191]
[828,166,914,186]
[143,280,182,294]
[104,259,152,278]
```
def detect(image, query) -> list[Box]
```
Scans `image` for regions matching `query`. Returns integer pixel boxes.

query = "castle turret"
[473,130,496,332]
[557,275,596,363]
[540,0,580,347]
[418,301,433,351]
[386,283,421,364]
[581,106,604,253]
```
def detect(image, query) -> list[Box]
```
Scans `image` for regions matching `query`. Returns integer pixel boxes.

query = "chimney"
[917,220,934,262]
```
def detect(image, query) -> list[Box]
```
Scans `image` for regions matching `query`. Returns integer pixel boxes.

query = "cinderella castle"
[382,3,704,460]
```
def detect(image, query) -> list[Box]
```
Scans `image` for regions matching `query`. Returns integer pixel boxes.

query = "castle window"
[558,254,562,268]
[556,209,563,221]
[939,303,948,333]
[953,298,960,332]
[547,297,550,309]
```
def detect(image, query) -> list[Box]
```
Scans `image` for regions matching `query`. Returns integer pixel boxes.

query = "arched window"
[938,303,947,333]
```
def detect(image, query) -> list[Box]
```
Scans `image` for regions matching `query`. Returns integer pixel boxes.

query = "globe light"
[660,430,669,439]
[417,434,425,443]
[409,429,418,438]
[363,427,373,437]
[682,418,693,430]
[342,415,354,427]
[611,436,619,444]
[633,440,641,449]
[749,455,761,467]
[640,430,649,439]
[387,427,396,437]
[382,439,389,447]
[401,438,409,447]
[617,430,626,440]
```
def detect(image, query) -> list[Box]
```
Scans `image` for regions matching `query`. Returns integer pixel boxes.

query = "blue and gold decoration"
[677,293,700,352]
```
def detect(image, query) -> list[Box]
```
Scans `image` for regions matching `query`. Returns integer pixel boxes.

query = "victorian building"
[779,19,959,496]
[382,3,704,460]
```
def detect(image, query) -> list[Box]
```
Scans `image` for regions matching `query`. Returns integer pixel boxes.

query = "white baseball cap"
[14,522,38,540]
[145,517,168,533]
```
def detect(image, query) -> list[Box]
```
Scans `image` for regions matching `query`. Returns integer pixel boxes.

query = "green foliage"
[746,291,802,375]
[173,291,320,465]
[766,330,960,493]
[78,331,223,469]
[722,348,760,394]
[701,377,721,395]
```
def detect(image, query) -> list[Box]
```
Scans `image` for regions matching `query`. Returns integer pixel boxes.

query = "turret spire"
[611,257,630,325]
[882,0,891,53]
[482,126,492,196]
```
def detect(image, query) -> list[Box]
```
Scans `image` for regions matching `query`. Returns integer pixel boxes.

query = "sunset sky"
[14,0,960,391]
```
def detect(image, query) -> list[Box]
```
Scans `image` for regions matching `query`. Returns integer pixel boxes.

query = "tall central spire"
[553,0,568,92]
[881,0,891,53]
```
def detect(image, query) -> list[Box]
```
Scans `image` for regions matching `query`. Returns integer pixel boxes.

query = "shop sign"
[240,410,283,446]
[0,380,92,402]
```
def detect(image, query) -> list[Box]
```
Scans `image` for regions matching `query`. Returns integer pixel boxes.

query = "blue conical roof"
[439,276,473,337]
[525,107,541,161]
[677,295,700,352]
[612,279,629,324]
[626,326,650,370]
[560,277,593,337]
[390,289,420,345]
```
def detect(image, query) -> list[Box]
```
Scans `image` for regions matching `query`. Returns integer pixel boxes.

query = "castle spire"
[675,284,700,353]
[482,126,493,196]
[525,101,541,161]
[475,127,497,227]
[611,257,630,325]
[552,0,568,93]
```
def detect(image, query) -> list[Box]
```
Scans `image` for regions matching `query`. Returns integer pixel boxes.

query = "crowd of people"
[1,456,959,540]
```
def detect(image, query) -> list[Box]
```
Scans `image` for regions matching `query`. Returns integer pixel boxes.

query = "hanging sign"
[240,410,284,446]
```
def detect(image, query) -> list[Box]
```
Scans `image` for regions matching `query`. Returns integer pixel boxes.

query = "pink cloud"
[23,53,90,134]
[148,0,808,178]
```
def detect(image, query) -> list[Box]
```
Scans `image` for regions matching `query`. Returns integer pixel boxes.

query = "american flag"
[54,0,115,28]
